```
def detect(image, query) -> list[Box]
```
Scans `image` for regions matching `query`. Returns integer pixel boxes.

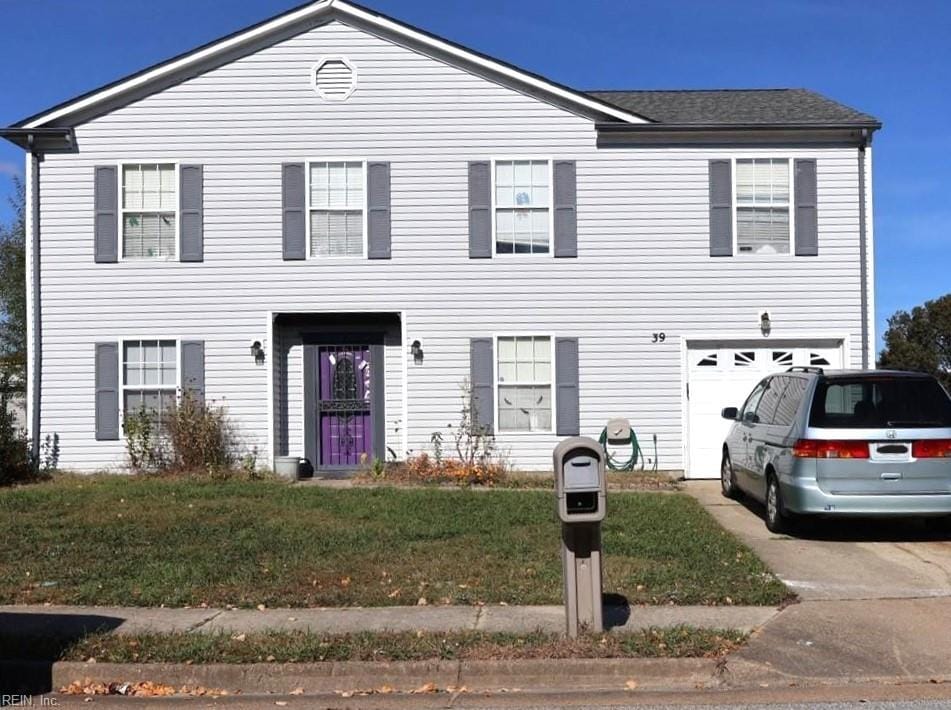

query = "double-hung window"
[494,160,551,254]
[122,164,177,259]
[123,340,177,426]
[735,158,790,255]
[496,335,552,432]
[309,161,365,257]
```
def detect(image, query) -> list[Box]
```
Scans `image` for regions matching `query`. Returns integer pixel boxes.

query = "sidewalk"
[0,602,777,637]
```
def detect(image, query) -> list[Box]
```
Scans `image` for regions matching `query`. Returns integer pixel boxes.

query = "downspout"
[857,129,870,369]
[29,147,42,462]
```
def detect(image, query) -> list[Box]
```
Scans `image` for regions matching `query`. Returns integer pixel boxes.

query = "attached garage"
[684,339,845,479]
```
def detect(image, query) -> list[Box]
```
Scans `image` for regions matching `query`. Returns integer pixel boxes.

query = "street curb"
[2,658,720,695]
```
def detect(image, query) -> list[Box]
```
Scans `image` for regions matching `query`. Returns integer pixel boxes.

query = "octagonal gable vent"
[313,58,356,101]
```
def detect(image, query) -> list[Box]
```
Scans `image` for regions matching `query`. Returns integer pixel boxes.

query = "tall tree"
[878,293,951,390]
[0,178,27,395]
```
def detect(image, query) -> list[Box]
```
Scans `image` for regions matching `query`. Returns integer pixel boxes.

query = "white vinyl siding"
[309,161,365,257]
[122,340,177,426]
[494,160,551,254]
[497,336,552,432]
[122,164,177,258]
[735,158,791,255]
[32,19,869,471]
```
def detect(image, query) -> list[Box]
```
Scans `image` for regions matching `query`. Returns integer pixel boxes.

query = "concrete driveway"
[686,480,951,601]
[686,480,951,685]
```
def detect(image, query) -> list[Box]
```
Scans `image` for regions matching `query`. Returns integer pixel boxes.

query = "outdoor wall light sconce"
[250,340,266,365]
[759,310,772,337]
[411,339,424,365]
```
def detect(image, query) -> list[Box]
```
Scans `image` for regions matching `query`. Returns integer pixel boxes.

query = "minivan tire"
[765,473,794,534]
[721,452,739,500]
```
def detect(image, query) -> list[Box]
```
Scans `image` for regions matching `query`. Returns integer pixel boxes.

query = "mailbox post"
[553,436,606,638]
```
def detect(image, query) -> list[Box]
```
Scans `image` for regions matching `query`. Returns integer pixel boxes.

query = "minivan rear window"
[809,376,951,429]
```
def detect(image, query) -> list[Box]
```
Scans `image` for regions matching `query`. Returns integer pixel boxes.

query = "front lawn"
[5,627,747,663]
[0,477,788,607]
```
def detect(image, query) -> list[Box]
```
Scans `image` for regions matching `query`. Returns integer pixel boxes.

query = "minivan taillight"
[913,439,951,458]
[793,439,870,459]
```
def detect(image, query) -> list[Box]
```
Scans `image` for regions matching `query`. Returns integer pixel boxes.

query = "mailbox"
[554,436,606,523]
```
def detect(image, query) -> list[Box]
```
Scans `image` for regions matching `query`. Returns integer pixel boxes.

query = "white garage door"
[685,341,844,479]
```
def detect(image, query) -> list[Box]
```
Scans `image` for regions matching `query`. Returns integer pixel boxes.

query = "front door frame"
[303,331,386,471]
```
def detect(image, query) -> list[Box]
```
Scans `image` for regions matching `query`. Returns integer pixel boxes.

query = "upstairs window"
[309,161,365,258]
[122,164,177,259]
[736,158,790,255]
[494,160,551,255]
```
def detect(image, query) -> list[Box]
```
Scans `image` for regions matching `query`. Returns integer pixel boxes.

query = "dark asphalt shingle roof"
[586,88,880,126]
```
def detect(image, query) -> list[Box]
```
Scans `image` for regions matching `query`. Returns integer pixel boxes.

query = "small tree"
[879,293,951,389]
[0,178,27,395]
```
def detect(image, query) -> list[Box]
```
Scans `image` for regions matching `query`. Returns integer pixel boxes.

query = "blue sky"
[1,0,949,352]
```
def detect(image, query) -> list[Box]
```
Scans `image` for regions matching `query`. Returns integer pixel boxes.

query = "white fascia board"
[22,0,645,129]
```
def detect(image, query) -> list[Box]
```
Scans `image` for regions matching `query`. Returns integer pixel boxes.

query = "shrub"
[0,402,32,485]
[363,379,507,487]
[123,390,238,476]
[163,390,237,474]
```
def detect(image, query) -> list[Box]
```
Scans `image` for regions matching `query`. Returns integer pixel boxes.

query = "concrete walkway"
[0,603,777,637]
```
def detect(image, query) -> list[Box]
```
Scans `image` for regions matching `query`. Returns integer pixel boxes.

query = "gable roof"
[11,0,649,130]
[587,89,880,128]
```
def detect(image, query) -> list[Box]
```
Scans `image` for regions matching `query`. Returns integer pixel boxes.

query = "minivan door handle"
[880,472,903,481]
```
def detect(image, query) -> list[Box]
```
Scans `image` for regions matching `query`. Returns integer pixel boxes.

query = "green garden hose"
[598,427,642,471]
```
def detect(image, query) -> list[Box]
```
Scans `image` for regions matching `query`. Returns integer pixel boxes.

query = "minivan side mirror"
[721,407,739,420]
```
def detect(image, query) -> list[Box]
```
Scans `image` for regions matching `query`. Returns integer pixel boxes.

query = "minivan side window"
[755,376,786,425]
[773,376,809,427]
[740,380,768,423]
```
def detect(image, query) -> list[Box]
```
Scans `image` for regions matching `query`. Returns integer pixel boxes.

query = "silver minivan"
[720,368,951,533]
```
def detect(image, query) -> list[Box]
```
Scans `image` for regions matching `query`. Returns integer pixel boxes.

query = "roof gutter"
[595,121,882,132]
[858,127,873,369]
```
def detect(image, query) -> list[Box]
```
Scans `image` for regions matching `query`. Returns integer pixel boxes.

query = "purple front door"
[318,345,372,467]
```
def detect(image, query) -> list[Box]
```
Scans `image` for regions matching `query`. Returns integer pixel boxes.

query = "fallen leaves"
[60,680,229,697]
[334,683,466,698]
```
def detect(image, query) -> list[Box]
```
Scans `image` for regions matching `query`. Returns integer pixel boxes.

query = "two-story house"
[1,0,880,477]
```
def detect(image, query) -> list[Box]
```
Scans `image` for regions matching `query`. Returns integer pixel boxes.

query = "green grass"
[0,476,788,607]
[2,627,747,663]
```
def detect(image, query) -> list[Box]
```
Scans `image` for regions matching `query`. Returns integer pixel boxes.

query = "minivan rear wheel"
[721,452,739,499]
[765,474,793,534]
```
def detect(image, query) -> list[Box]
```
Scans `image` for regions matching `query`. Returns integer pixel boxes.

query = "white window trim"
[117,161,180,263]
[118,337,181,438]
[492,333,556,435]
[310,55,358,101]
[490,157,555,258]
[731,156,797,258]
[305,158,369,260]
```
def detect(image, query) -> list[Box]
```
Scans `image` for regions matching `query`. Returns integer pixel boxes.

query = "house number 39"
[651,333,667,343]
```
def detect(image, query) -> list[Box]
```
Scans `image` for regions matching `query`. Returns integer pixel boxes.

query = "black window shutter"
[469,338,494,434]
[468,162,491,258]
[180,340,205,404]
[94,166,119,263]
[282,163,306,260]
[708,160,733,257]
[367,161,391,259]
[555,337,580,436]
[179,165,204,262]
[95,342,120,440]
[794,159,819,256]
[553,160,577,257]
